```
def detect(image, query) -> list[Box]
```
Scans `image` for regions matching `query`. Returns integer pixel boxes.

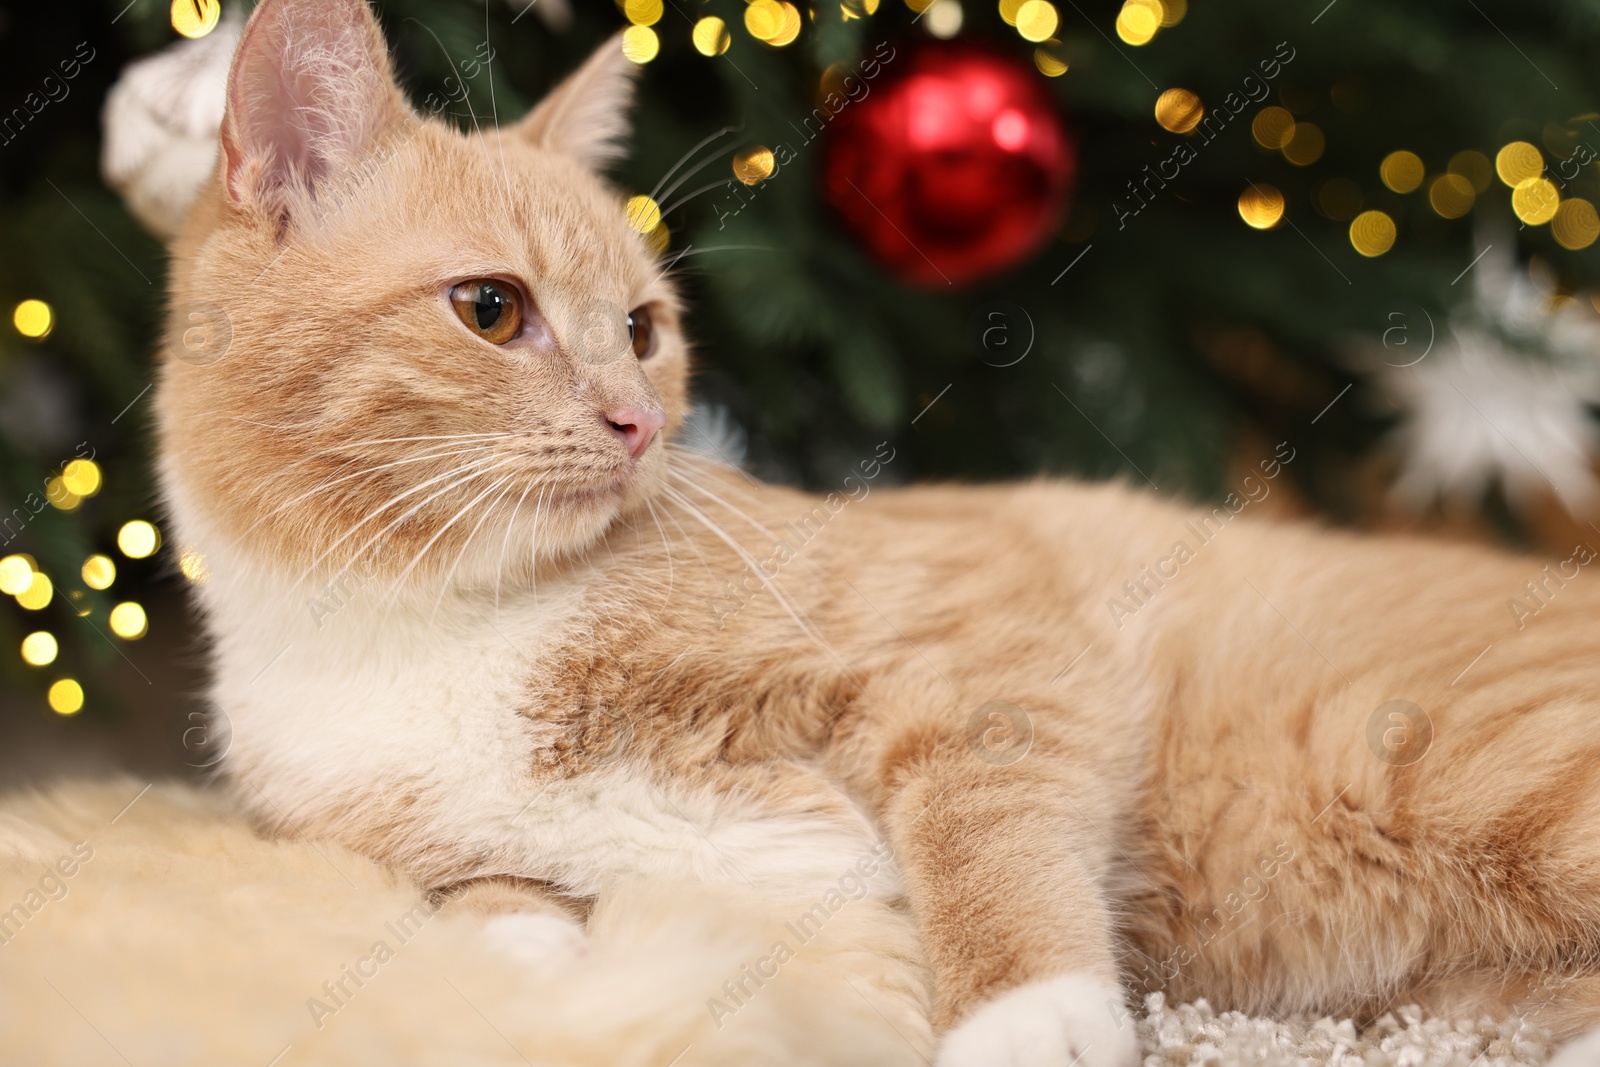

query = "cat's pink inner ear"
[517,34,639,170]
[221,0,402,208]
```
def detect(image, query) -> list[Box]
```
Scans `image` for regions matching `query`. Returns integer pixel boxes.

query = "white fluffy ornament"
[100,12,242,239]
[1369,237,1600,519]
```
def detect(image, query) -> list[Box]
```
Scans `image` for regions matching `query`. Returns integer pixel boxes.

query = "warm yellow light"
[925,0,962,37]
[1349,210,1397,257]
[171,0,220,38]
[1157,0,1186,25]
[178,548,210,584]
[82,554,116,590]
[118,520,161,559]
[1015,0,1058,41]
[1251,107,1295,150]
[1448,150,1493,194]
[1512,176,1559,225]
[109,602,149,640]
[48,679,84,715]
[623,0,663,26]
[21,632,57,667]
[1237,184,1285,230]
[746,0,785,39]
[769,2,802,45]
[46,477,81,512]
[1282,123,1325,166]
[1495,141,1543,187]
[1114,3,1156,44]
[1553,199,1600,250]
[1379,150,1425,194]
[1033,44,1068,77]
[1125,0,1166,28]
[621,25,659,63]
[625,195,663,236]
[999,0,1025,23]
[1154,88,1203,134]
[60,459,102,498]
[733,146,776,185]
[1428,173,1475,219]
[17,572,53,611]
[0,555,35,595]
[13,299,52,339]
[692,16,731,55]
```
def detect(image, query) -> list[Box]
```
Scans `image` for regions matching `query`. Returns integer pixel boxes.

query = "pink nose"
[605,405,665,460]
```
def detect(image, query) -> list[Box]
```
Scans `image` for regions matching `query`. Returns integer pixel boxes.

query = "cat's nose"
[604,405,665,460]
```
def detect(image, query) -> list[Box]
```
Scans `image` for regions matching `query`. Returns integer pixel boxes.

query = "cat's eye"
[449,280,523,345]
[627,307,657,361]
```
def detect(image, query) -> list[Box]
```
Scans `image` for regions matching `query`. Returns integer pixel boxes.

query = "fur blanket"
[0,781,1561,1067]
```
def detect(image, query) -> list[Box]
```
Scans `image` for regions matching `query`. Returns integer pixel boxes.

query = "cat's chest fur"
[191,524,889,901]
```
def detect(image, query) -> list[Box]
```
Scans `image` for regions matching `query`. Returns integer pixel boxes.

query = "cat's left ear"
[516,34,638,170]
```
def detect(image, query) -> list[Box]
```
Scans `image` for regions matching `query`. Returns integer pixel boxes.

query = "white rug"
[1138,996,1554,1067]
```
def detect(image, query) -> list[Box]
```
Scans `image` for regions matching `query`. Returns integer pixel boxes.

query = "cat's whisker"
[656,141,747,214]
[374,461,517,606]
[526,485,549,608]
[647,125,739,209]
[427,473,520,624]
[296,453,507,591]
[662,245,779,262]
[667,469,786,545]
[493,480,537,620]
[644,497,675,605]
[660,177,742,220]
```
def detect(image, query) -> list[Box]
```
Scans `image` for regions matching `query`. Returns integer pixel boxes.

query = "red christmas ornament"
[821,42,1075,288]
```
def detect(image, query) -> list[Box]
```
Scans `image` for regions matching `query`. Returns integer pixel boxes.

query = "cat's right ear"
[220,0,406,217]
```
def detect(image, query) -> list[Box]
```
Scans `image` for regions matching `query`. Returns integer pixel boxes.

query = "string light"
[16,572,53,611]
[117,520,160,559]
[1511,176,1559,225]
[1380,151,1424,194]
[82,554,116,590]
[21,632,57,667]
[0,555,34,595]
[692,16,731,55]
[1237,184,1285,230]
[621,25,659,63]
[171,0,220,38]
[46,477,81,512]
[1349,210,1396,257]
[12,299,52,339]
[625,195,663,235]
[1154,89,1204,134]
[769,2,803,45]
[48,679,84,716]
[999,0,1025,23]
[1552,199,1599,250]
[1448,150,1493,194]
[1428,173,1475,219]
[109,602,148,640]
[1495,141,1543,187]
[746,0,784,40]
[1114,0,1157,45]
[1015,0,1058,41]
[1158,0,1186,25]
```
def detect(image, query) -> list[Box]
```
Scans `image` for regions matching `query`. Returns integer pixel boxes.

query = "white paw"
[937,973,1140,1067]
[1550,1025,1600,1067]
[481,912,588,966]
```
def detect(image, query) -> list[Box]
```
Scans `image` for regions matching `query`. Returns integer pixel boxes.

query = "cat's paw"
[481,911,588,966]
[1549,1025,1600,1067]
[937,973,1140,1067]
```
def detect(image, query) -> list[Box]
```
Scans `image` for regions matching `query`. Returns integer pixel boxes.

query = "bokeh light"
[171,0,219,37]
[1115,1,1157,44]
[733,146,776,185]
[61,459,102,497]
[0,555,33,595]
[1282,123,1325,165]
[621,25,659,63]
[1552,198,1600,250]
[1238,184,1285,230]
[1511,176,1559,225]
[1154,89,1204,134]
[1015,0,1058,41]
[48,679,84,716]
[1380,150,1425,193]
[46,477,81,512]
[21,631,57,666]
[1495,141,1543,187]
[1251,107,1295,150]
[118,520,160,559]
[1428,173,1475,218]
[17,571,53,611]
[109,602,149,640]
[1349,210,1396,256]
[82,554,116,590]
[12,299,52,339]
[1448,150,1493,193]
[623,0,663,25]
[692,16,731,55]
[1033,43,1068,77]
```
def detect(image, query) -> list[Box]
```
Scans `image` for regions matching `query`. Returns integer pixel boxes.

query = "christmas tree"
[1,0,1598,733]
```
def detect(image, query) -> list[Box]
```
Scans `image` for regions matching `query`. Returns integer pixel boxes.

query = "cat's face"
[157,0,687,591]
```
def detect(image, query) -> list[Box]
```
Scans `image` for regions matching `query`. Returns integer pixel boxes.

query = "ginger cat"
[156,0,1600,1063]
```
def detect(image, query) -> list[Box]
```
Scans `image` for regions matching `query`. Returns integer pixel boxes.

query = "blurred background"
[0,0,1597,781]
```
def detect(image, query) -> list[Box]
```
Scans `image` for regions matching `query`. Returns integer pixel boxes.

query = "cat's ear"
[221,0,406,211]
[516,35,638,169]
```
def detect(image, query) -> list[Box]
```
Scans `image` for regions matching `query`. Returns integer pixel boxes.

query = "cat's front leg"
[843,686,1140,1067]
[435,874,590,966]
